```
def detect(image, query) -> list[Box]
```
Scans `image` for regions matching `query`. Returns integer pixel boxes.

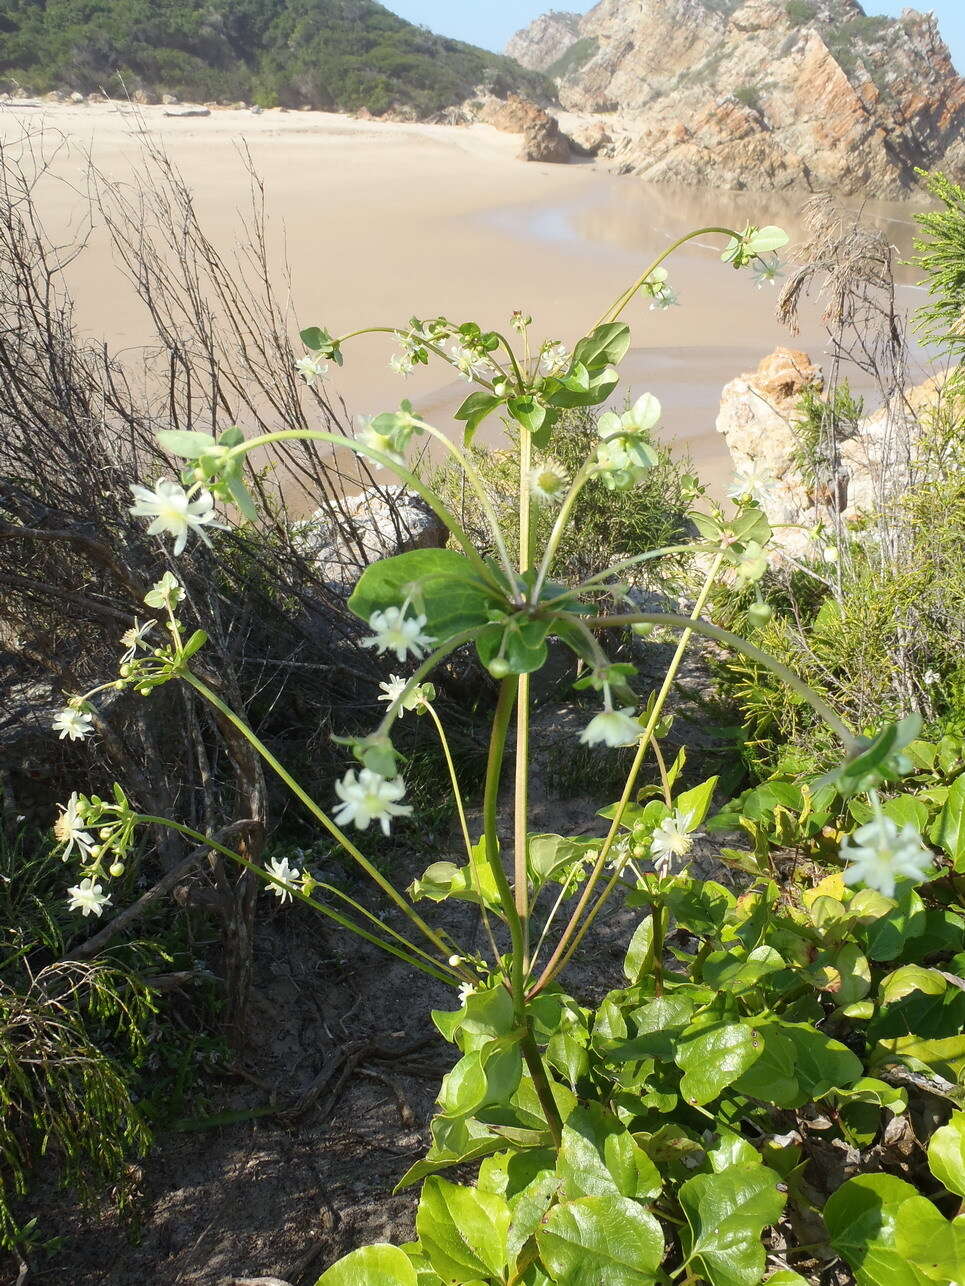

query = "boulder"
[567,119,612,157]
[292,487,448,593]
[479,94,549,134]
[69,91,85,104]
[163,105,211,118]
[161,93,179,105]
[519,117,571,164]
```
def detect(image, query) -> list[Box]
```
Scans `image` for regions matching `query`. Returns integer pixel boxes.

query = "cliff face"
[505,11,584,73]
[507,0,964,195]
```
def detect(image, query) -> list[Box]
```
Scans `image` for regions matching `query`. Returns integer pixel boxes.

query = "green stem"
[375,629,483,738]
[225,430,498,592]
[135,815,455,982]
[531,460,595,603]
[596,227,741,329]
[489,330,527,389]
[652,903,666,998]
[530,553,725,994]
[182,671,455,960]
[516,425,533,966]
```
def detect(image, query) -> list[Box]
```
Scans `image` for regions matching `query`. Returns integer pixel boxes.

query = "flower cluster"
[54,786,138,917]
[841,814,933,898]
[594,393,661,491]
[356,402,425,469]
[641,267,679,311]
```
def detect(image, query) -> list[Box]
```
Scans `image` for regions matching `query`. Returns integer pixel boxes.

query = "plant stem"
[516,425,533,967]
[483,679,564,1147]
[134,816,455,982]
[530,553,725,994]
[652,903,666,998]
[182,671,454,960]
[595,227,741,330]
[531,460,595,602]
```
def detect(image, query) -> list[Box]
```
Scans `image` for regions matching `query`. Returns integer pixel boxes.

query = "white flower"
[529,463,569,505]
[651,809,698,874]
[295,353,329,385]
[841,816,933,898]
[450,342,493,381]
[54,793,95,859]
[458,981,476,1004]
[823,545,839,564]
[378,675,427,715]
[332,768,413,835]
[580,707,642,748]
[362,607,436,663]
[265,855,300,903]
[67,877,111,918]
[389,352,413,378]
[130,479,224,556]
[649,287,680,311]
[753,256,785,289]
[120,618,154,664]
[540,342,570,376]
[53,708,94,741]
[923,669,940,687]
[728,462,774,505]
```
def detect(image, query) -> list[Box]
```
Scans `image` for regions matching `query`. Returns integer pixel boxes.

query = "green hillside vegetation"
[0,0,550,114]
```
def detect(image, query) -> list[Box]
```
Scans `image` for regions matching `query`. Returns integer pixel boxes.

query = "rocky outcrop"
[506,12,583,73]
[293,487,448,592]
[507,0,964,195]
[716,348,953,558]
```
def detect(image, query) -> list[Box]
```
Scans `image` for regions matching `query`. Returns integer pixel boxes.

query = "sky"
[384,1,964,72]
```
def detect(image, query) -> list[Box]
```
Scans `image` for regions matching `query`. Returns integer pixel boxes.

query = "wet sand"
[0,100,931,491]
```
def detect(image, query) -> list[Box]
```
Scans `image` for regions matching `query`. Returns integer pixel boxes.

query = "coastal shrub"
[915,170,965,370]
[0,0,550,114]
[42,217,965,1283]
[785,0,818,25]
[733,83,762,112]
[544,36,599,83]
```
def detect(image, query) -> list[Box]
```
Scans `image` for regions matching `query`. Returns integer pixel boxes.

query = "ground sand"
[0,99,928,493]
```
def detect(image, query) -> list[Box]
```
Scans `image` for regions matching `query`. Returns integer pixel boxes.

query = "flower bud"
[99,827,113,839]
[138,686,152,696]
[487,657,511,679]
[746,602,774,629]
[109,861,125,878]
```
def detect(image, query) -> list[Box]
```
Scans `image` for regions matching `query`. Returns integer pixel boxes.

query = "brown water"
[0,103,933,495]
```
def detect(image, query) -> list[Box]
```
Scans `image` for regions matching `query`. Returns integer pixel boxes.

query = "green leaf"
[765,1274,808,1286]
[158,428,220,458]
[416,1177,510,1283]
[676,1023,762,1106]
[825,1174,943,1286]
[623,917,655,984]
[508,395,547,434]
[678,1164,785,1286]
[315,1244,418,1285]
[932,774,965,868]
[731,1022,800,1108]
[393,1117,503,1192]
[347,548,498,646]
[702,945,785,994]
[408,858,501,912]
[476,617,550,675]
[779,1022,863,1097]
[454,392,504,446]
[929,1112,965,1198]
[571,323,631,372]
[556,1107,662,1202]
[535,1195,663,1285]
[437,1038,523,1120]
[527,834,588,890]
[674,776,719,829]
[432,983,515,1052]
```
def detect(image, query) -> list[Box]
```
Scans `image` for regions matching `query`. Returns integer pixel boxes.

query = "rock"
[163,105,211,118]
[161,93,179,105]
[292,487,448,592]
[478,94,549,134]
[715,348,822,559]
[506,11,583,73]
[131,88,158,105]
[567,118,611,156]
[506,0,965,195]
[42,90,65,103]
[250,104,264,115]
[69,91,84,104]
[519,116,571,163]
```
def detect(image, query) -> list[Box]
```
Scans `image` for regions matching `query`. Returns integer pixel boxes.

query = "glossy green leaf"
[825,1174,944,1286]
[408,858,501,911]
[731,1022,800,1107]
[571,323,631,372]
[315,1244,418,1285]
[929,1112,965,1198]
[702,945,784,994]
[678,1163,785,1286]
[779,1022,863,1097]
[454,392,504,446]
[932,774,965,868]
[556,1107,661,1202]
[676,1022,762,1106]
[536,1195,663,1285]
[416,1177,510,1283]
[347,548,498,645]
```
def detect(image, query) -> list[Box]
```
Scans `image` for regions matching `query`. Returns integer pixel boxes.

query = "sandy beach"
[0,99,930,490]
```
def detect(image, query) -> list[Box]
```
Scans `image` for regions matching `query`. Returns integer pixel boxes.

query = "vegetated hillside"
[507,0,965,195]
[0,0,550,114]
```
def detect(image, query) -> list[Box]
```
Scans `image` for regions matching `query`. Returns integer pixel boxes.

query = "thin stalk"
[530,862,584,974]
[530,553,724,994]
[182,671,455,961]
[652,904,666,998]
[483,679,563,1147]
[531,459,596,602]
[375,628,483,737]
[412,417,518,595]
[135,815,455,982]
[549,542,711,606]
[224,430,499,592]
[333,325,499,393]
[595,227,741,330]
[516,425,533,966]
[489,330,526,388]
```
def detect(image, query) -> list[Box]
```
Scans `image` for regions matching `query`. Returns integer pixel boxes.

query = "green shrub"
[545,36,598,83]
[785,0,817,24]
[733,83,762,111]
